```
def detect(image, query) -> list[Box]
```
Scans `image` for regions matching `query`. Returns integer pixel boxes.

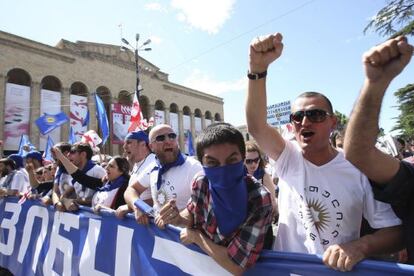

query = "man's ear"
[330,115,338,131]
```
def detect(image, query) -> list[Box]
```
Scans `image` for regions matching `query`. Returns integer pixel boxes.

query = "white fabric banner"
[205,119,212,127]
[4,83,31,150]
[169,113,179,136]
[195,117,202,136]
[39,89,62,150]
[70,94,88,143]
[155,110,165,126]
[183,115,190,131]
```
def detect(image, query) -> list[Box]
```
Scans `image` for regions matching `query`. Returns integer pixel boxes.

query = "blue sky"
[1,0,413,133]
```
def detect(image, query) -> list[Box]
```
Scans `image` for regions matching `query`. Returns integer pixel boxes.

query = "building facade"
[0,30,224,156]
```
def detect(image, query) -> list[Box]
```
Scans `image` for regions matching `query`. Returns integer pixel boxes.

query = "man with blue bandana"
[124,124,202,225]
[115,130,155,218]
[155,123,273,275]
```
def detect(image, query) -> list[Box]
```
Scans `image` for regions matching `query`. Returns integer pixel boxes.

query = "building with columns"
[0,30,224,156]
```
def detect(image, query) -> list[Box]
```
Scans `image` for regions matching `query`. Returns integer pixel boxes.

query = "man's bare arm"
[323,225,402,271]
[181,229,245,275]
[345,36,413,183]
[124,181,150,224]
[246,33,286,161]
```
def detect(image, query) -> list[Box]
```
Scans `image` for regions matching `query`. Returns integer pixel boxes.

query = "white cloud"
[149,35,163,45]
[182,69,246,95]
[170,0,235,34]
[145,2,168,13]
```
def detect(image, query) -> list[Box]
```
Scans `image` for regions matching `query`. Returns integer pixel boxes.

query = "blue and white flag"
[17,134,36,157]
[94,93,109,145]
[43,136,54,161]
[187,130,195,156]
[35,112,69,135]
[69,126,76,144]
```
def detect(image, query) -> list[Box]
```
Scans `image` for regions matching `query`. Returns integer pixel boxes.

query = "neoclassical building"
[0,30,223,156]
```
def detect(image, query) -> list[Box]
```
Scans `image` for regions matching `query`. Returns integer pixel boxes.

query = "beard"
[157,148,180,164]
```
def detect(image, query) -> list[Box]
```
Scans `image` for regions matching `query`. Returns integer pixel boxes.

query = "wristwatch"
[247,70,267,80]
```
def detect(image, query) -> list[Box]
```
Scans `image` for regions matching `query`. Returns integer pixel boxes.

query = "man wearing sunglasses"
[124,124,203,225]
[345,37,413,264]
[246,32,401,272]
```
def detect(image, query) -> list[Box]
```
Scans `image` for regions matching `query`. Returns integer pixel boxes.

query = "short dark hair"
[195,122,245,162]
[71,143,93,160]
[296,91,333,114]
[111,156,130,177]
[0,158,16,170]
[55,142,72,153]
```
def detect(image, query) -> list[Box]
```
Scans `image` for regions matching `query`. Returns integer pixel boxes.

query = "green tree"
[364,0,414,38]
[334,110,348,131]
[365,0,414,137]
[393,84,414,139]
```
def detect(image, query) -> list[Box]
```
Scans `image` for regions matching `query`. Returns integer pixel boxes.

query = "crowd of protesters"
[0,33,413,275]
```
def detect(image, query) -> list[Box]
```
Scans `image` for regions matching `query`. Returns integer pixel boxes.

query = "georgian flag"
[81,130,102,149]
[128,91,154,132]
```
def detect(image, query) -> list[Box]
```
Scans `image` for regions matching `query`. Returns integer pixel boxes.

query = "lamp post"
[121,34,152,95]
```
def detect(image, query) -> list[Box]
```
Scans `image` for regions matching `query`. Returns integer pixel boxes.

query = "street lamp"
[121,33,152,95]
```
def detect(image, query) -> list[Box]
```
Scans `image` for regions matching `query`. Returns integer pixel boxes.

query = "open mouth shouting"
[300,129,315,142]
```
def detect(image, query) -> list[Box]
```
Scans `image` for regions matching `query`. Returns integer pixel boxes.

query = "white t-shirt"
[3,170,29,193]
[273,141,401,254]
[92,188,119,209]
[54,170,73,195]
[73,164,106,199]
[137,156,203,212]
[129,153,156,201]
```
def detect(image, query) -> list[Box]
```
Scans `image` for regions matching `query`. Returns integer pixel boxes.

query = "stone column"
[201,114,206,129]
[61,87,71,142]
[30,81,41,148]
[88,92,97,130]
[164,108,170,125]
[190,112,195,136]
[0,74,5,155]
[178,110,184,149]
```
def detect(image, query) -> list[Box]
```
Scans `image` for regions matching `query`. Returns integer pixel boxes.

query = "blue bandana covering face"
[204,160,248,236]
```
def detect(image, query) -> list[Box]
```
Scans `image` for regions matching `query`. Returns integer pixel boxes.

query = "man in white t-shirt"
[68,143,106,208]
[115,130,156,218]
[0,157,28,196]
[246,32,402,271]
[124,124,203,224]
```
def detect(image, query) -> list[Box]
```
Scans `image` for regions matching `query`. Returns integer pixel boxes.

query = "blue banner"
[0,198,413,276]
[35,112,69,135]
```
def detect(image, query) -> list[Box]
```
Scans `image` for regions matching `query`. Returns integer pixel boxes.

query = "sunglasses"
[245,157,260,165]
[153,132,177,143]
[290,109,331,124]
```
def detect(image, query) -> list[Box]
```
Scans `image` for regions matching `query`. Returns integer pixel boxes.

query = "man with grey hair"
[124,124,203,224]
